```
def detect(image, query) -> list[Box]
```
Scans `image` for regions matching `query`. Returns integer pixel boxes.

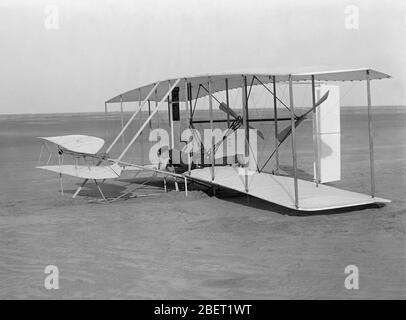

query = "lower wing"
[37,163,122,180]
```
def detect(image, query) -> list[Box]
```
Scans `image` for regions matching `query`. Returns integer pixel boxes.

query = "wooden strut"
[225,78,230,128]
[188,82,193,122]
[58,153,64,196]
[272,75,279,174]
[168,82,174,164]
[148,100,152,129]
[289,75,299,209]
[45,143,53,165]
[139,89,144,165]
[225,77,236,165]
[185,79,192,175]
[311,75,320,187]
[208,78,215,183]
[120,95,125,146]
[191,117,292,124]
[246,76,255,100]
[94,179,106,201]
[167,81,179,192]
[187,82,196,190]
[104,102,108,144]
[38,144,44,164]
[242,76,255,204]
[241,75,249,193]
[366,69,375,198]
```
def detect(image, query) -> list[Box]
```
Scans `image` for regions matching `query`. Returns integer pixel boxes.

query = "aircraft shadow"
[63,175,382,216]
[63,182,127,198]
[63,177,169,199]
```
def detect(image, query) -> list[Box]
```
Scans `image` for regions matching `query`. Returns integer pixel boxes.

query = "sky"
[0,0,405,114]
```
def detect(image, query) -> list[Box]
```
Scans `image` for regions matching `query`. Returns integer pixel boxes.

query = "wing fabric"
[37,163,122,180]
[39,135,105,155]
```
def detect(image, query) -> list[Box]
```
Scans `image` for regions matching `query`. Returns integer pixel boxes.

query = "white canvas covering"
[315,85,341,183]
[37,164,122,180]
[39,135,105,155]
[190,166,390,211]
[106,68,390,103]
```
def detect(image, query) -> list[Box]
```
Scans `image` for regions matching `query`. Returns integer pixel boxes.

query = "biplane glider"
[37,69,391,211]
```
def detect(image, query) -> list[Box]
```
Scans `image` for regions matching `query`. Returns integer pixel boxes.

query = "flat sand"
[0,107,405,299]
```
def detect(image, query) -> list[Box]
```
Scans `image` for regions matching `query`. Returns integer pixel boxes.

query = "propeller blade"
[219,102,264,139]
[277,116,306,143]
[219,102,239,119]
[277,90,330,144]
[248,125,265,140]
[315,90,330,108]
[277,125,292,144]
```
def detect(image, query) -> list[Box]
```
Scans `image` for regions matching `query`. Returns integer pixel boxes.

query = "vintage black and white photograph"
[0,0,405,303]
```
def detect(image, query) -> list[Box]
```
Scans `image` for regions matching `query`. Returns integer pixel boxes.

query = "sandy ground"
[0,107,405,299]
